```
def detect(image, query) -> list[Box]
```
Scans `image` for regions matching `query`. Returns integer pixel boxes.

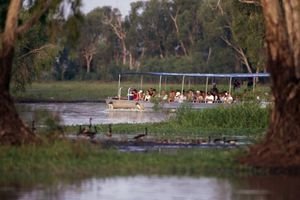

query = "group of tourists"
[128,84,234,104]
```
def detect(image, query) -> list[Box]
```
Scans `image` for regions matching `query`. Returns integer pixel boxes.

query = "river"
[16,102,172,125]
[1,175,300,200]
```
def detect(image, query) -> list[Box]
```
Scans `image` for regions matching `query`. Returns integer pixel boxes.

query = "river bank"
[12,81,271,102]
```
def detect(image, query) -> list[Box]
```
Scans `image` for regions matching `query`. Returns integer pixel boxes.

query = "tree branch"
[16,0,52,35]
[17,44,56,60]
[221,36,252,73]
[2,0,22,52]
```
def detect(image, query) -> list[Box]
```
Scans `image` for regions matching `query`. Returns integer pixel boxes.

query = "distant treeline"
[9,0,265,88]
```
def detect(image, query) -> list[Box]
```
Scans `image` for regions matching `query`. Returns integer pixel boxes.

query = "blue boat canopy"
[120,72,270,78]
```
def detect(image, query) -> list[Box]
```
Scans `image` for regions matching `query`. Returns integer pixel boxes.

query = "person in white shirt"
[205,92,214,103]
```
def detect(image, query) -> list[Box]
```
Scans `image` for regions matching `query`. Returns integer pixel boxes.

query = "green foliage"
[0,140,247,184]
[7,1,83,90]
[9,0,266,84]
[231,1,265,71]
[175,103,269,130]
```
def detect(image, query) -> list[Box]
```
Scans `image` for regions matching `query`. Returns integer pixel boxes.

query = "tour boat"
[105,72,270,111]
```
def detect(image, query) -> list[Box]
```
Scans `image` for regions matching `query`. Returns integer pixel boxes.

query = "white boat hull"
[105,98,228,111]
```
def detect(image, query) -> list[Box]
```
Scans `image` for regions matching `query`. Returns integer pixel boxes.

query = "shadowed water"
[1,175,300,200]
[16,103,172,125]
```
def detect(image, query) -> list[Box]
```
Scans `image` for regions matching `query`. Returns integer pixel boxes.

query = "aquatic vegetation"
[65,103,269,140]
[0,139,249,184]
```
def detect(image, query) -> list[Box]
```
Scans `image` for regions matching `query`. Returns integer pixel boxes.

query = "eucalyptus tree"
[242,0,300,168]
[196,0,236,72]
[102,7,128,66]
[125,1,146,70]
[78,7,111,73]
[12,13,62,86]
[196,0,264,73]
[0,0,82,144]
[230,1,265,72]
[138,0,174,59]
[168,0,202,56]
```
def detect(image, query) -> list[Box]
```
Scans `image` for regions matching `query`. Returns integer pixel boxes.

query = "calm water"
[1,175,300,200]
[16,102,172,125]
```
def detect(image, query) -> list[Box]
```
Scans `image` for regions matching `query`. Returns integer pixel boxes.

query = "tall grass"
[0,139,248,185]
[64,103,269,139]
[175,103,269,129]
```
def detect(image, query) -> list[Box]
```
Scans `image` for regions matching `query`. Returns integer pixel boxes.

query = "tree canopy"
[10,0,265,83]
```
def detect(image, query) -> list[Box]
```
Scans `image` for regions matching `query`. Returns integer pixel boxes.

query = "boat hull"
[105,98,228,111]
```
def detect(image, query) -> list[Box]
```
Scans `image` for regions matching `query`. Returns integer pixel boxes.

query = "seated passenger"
[174,91,181,102]
[224,92,233,104]
[138,90,144,100]
[168,90,176,102]
[179,93,187,103]
[195,90,205,103]
[219,91,226,102]
[205,92,214,103]
[186,90,194,102]
[144,90,151,101]
[161,90,168,101]
[132,89,139,101]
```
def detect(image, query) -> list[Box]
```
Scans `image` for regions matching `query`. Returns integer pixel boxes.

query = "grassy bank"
[12,81,271,102]
[0,139,251,185]
[0,106,270,185]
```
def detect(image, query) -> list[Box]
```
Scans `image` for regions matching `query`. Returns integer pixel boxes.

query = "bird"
[105,124,112,137]
[78,125,98,139]
[31,120,36,132]
[77,118,98,139]
[88,117,92,129]
[133,127,148,140]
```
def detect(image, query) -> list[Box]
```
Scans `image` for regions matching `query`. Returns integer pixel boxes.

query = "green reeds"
[0,139,249,184]
[175,103,269,129]
[66,103,269,139]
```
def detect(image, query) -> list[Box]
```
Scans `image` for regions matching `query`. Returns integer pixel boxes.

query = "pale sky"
[82,0,146,16]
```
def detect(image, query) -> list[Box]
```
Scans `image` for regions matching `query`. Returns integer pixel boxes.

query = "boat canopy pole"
[181,75,185,95]
[118,74,121,99]
[229,76,232,94]
[159,75,162,97]
[140,75,143,91]
[253,77,255,92]
[205,76,209,95]
[164,76,167,91]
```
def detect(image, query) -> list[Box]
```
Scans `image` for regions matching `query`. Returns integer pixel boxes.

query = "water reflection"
[16,103,172,125]
[4,176,232,200]
[2,175,300,200]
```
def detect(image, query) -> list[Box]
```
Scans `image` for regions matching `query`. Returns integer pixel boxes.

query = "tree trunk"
[0,51,36,145]
[84,53,93,74]
[121,39,127,66]
[170,9,188,56]
[242,0,300,168]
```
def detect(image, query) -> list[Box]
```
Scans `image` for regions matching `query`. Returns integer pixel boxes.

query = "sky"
[81,0,145,16]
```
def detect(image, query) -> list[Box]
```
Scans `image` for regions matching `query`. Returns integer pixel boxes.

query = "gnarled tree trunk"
[0,0,38,144]
[242,0,300,168]
[0,40,35,145]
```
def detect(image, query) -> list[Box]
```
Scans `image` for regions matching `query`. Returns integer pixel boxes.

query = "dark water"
[1,175,300,200]
[16,102,172,125]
